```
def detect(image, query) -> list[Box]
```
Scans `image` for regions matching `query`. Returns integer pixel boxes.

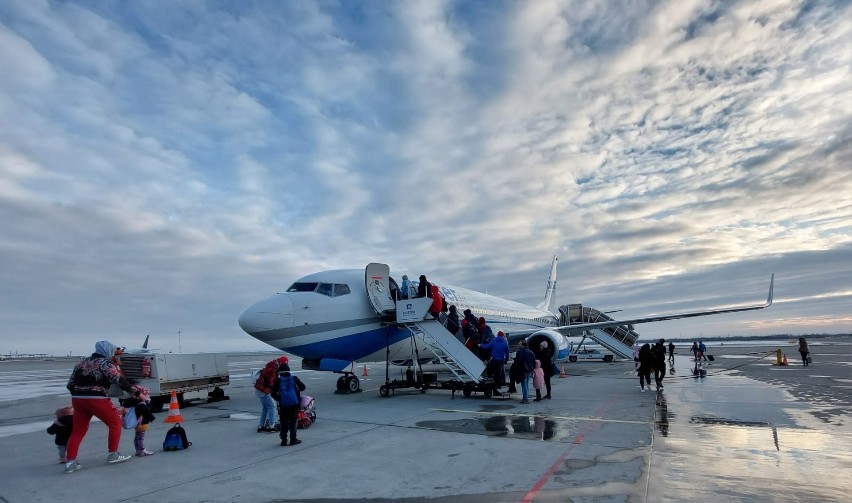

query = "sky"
[1,0,850,356]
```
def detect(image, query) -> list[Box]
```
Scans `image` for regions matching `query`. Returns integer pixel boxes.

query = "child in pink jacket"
[532,360,545,401]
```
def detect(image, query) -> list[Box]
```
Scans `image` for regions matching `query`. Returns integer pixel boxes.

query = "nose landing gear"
[335,373,361,393]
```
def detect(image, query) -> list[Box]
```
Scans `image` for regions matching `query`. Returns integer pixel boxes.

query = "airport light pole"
[178,330,182,353]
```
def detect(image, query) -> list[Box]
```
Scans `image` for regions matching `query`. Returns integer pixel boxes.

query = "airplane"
[238,257,774,393]
[118,335,158,354]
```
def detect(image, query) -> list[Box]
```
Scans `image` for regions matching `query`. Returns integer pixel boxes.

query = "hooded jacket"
[66,340,132,398]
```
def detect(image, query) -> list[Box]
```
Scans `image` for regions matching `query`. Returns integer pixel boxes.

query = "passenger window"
[333,284,351,297]
[316,283,333,297]
[287,282,318,292]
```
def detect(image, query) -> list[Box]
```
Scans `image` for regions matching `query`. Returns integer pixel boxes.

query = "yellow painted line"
[430,408,648,425]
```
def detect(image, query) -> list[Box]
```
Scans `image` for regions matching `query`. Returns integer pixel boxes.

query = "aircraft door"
[365,263,396,315]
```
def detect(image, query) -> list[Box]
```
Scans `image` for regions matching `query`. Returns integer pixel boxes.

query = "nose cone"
[238,294,294,336]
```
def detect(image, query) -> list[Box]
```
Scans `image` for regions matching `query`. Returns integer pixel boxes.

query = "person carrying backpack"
[479,331,509,397]
[271,362,306,446]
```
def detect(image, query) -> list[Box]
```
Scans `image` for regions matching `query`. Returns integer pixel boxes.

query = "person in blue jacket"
[480,331,509,396]
[399,275,412,300]
[271,363,306,446]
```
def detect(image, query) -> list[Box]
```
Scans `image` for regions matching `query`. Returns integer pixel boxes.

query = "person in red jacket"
[429,284,443,319]
[254,356,288,432]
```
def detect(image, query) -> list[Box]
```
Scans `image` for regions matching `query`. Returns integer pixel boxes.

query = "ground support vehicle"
[378,368,504,399]
[118,353,230,411]
[568,348,615,362]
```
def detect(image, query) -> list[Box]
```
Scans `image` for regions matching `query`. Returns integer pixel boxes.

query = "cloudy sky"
[1,0,850,356]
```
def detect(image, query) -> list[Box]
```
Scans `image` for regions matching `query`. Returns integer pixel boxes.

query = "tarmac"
[0,338,850,502]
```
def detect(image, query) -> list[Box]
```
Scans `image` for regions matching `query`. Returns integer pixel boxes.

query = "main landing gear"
[335,372,361,393]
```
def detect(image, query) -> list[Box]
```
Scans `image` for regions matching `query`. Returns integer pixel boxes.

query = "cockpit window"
[287,282,318,292]
[286,281,350,297]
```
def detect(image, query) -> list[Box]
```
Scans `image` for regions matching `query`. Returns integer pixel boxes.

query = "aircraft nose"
[238,294,294,335]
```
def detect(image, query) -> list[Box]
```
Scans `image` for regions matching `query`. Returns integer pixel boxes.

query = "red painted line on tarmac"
[522,396,617,503]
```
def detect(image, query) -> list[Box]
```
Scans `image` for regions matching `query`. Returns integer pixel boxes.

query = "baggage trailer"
[118,353,230,411]
[379,370,502,398]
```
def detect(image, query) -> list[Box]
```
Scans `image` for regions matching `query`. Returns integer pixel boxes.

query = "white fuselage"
[238,269,568,371]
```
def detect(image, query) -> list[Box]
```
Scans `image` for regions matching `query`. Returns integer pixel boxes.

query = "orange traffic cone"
[163,390,184,423]
[782,354,788,366]
[559,365,567,378]
[362,364,368,377]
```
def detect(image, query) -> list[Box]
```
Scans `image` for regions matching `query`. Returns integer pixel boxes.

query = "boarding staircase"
[403,319,485,383]
[559,304,640,359]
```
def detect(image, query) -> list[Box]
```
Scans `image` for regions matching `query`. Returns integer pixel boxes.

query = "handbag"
[122,406,141,429]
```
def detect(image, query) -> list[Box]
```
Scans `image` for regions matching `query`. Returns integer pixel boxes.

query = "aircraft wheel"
[569,355,577,362]
[346,375,360,393]
[336,376,347,391]
[463,388,472,398]
[379,385,390,397]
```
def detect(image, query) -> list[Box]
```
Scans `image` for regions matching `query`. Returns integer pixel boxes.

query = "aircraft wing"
[508,273,774,340]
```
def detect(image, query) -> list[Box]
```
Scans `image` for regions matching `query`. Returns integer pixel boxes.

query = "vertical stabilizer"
[536,255,558,313]
[142,334,150,349]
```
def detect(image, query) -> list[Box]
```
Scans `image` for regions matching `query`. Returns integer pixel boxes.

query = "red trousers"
[66,397,122,461]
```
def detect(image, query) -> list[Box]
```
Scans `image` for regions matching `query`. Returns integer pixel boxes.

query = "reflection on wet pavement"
[655,391,671,437]
[416,414,559,441]
[420,371,852,502]
[649,374,852,502]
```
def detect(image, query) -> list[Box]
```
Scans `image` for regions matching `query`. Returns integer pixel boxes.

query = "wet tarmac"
[0,338,849,502]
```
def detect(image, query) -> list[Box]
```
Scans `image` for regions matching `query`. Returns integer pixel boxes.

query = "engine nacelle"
[525,329,570,362]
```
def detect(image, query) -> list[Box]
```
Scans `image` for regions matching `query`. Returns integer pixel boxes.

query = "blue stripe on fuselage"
[284,325,411,362]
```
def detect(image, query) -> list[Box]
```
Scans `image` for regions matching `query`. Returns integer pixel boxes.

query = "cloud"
[0,0,850,354]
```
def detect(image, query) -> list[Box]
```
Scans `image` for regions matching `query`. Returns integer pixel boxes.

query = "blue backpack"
[162,423,191,451]
[277,375,298,407]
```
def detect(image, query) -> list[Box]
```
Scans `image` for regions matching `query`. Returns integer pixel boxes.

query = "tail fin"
[536,255,558,313]
[142,334,150,349]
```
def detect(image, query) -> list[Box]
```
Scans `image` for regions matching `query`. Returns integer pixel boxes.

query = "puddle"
[198,412,258,422]
[0,416,102,439]
[416,414,560,441]
[0,420,53,439]
[690,416,771,427]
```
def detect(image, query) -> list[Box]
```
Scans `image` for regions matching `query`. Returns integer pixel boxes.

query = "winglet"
[766,273,774,307]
